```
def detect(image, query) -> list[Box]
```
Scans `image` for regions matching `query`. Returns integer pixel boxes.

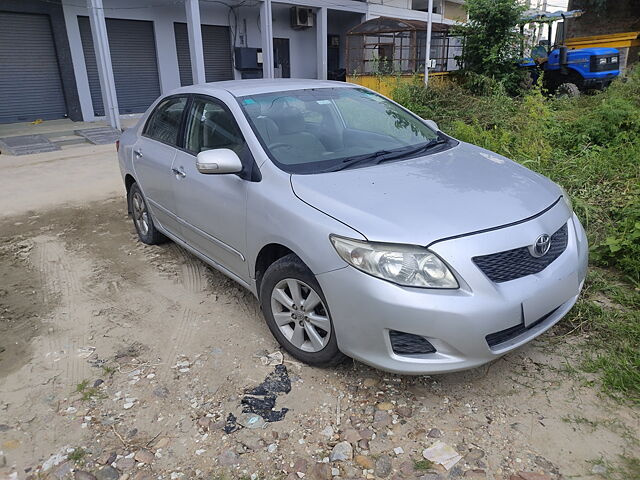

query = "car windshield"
[239,87,442,174]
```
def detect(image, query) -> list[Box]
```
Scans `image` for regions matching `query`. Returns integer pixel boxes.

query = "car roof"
[170,79,358,98]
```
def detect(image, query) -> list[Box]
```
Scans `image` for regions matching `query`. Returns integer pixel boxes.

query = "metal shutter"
[0,11,67,123]
[78,17,161,116]
[174,23,234,86]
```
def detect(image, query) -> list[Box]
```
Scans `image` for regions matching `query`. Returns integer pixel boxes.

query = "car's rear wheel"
[128,182,166,245]
[260,254,346,367]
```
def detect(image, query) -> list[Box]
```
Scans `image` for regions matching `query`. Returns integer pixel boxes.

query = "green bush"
[455,0,525,81]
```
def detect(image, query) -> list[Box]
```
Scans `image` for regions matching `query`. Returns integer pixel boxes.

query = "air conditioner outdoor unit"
[290,6,313,29]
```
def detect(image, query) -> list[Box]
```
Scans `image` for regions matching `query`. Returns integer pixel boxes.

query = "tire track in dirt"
[168,243,210,294]
[32,235,92,386]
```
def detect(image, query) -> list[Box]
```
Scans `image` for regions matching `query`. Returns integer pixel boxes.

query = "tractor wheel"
[556,82,580,98]
[520,71,535,91]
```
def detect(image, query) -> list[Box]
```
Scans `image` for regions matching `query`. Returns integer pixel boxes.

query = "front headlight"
[330,235,458,289]
[558,184,573,211]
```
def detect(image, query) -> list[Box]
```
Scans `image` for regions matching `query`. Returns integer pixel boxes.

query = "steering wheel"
[268,142,290,151]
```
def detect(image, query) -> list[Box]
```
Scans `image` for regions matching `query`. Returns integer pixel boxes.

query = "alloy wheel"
[131,191,149,236]
[270,278,331,352]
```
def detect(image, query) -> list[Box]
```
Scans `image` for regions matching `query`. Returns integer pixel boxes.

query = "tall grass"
[393,70,640,403]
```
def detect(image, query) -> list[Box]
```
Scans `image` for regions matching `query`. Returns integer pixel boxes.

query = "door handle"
[172,167,186,178]
[133,149,143,158]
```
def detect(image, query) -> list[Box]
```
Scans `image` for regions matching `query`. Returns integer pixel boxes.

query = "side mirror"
[425,119,439,131]
[196,148,243,175]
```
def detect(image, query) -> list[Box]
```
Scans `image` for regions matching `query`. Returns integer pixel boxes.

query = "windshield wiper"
[325,149,396,172]
[321,136,449,173]
[373,137,449,165]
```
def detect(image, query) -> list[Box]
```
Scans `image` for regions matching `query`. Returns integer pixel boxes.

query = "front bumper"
[316,205,588,374]
[583,76,616,90]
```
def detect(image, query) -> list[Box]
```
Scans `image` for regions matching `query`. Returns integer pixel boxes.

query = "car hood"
[290,142,561,246]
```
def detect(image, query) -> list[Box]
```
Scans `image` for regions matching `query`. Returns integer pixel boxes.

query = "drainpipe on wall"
[424,0,434,86]
[88,0,120,130]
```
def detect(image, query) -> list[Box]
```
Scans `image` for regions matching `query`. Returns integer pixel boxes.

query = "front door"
[172,96,250,281]
[273,38,290,78]
[132,96,188,237]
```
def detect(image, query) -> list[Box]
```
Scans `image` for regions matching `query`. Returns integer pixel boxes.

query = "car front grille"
[472,223,568,283]
[389,330,436,355]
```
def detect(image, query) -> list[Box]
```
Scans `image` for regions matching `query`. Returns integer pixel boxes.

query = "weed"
[414,459,434,470]
[75,379,104,401]
[587,455,640,480]
[68,447,86,463]
[75,380,90,393]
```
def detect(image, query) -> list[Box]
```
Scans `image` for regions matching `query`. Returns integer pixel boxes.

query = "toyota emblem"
[530,234,551,258]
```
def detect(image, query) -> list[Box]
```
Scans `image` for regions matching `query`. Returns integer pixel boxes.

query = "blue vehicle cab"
[519,10,620,96]
[546,47,619,90]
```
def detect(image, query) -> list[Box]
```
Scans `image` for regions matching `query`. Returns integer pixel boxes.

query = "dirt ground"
[0,145,638,480]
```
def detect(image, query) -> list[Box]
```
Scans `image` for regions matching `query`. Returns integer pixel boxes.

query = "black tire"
[128,182,166,245]
[259,254,347,367]
[556,82,580,98]
[520,71,535,91]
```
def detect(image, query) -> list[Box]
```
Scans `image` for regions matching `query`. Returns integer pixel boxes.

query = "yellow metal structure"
[566,31,640,50]
[346,73,450,97]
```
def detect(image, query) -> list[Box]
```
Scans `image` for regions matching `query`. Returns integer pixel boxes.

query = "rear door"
[132,96,188,237]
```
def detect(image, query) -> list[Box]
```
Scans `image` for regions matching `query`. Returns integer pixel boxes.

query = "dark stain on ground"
[224,364,292,433]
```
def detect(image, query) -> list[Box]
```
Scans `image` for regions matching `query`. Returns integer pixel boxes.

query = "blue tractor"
[519,10,620,96]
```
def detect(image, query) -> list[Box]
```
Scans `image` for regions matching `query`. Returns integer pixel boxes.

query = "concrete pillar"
[424,0,434,86]
[185,0,206,84]
[88,0,120,129]
[260,0,274,79]
[316,7,328,80]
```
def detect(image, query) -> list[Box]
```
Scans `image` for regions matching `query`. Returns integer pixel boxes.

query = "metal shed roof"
[347,16,449,35]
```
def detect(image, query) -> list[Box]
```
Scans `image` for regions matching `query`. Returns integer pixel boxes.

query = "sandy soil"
[0,147,637,480]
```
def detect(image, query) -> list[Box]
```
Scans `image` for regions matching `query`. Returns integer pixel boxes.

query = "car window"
[184,98,245,155]
[333,94,429,143]
[239,87,439,174]
[144,96,187,146]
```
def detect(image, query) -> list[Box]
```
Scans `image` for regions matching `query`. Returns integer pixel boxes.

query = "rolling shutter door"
[0,12,67,123]
[174,23,234,86]
[78,17,161,116]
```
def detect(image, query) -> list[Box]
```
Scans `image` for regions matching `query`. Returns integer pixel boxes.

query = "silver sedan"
[117,79,588,374]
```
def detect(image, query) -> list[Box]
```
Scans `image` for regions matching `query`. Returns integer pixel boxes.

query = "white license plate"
[522,272,579,327]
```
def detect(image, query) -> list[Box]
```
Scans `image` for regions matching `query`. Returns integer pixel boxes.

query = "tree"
[456,0,525,80]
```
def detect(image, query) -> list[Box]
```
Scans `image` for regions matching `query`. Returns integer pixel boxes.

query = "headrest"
[271,108,305,135]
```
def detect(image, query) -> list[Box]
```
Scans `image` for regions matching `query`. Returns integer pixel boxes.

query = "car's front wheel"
[128,182,166,245]
[260,254,346,367]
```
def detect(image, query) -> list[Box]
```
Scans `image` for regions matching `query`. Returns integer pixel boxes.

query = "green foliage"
[75,378,103,401]
[393,68,640,402]
[455,0,525,90]
[414,459,434,470]
[68,447,86,463]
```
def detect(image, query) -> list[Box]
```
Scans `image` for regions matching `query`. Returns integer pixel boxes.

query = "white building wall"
[62,0,230,120]
[61,0,452,121]
[272,4,318,78]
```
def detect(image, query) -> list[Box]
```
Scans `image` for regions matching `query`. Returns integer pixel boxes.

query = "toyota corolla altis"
[117,79,588,374]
